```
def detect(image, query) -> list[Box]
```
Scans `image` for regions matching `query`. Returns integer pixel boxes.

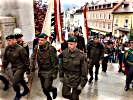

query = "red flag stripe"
[83,5,89,39]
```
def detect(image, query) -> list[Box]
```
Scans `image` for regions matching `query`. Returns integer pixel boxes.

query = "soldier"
[74,29,86,52]
[123,36,133,91]
[15,33,29,57]
[2,34,30,100]
[59,36,88,100]
[87,36,104,84]
[30,33,58,100]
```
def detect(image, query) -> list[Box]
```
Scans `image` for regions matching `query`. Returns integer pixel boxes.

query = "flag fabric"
[54,0,63,43]
[83,5,89,44]
[42,0,54,36]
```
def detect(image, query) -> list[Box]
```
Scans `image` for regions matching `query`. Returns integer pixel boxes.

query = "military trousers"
[12,69,29,98]
[39,75,57,100]
[62,84,81,100]
[126,66,133,87]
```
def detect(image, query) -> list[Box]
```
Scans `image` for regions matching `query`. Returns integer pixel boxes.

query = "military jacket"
[59,48,88,88]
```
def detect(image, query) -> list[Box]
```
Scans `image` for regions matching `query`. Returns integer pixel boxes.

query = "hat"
[67,36,77,42]
[15,33,23,39]
[38,33,48,39]
[6,34,15,40]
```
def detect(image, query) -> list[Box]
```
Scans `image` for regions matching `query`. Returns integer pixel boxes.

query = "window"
[109,14,111,19]
[108,23,111,29]
[124,19,128,27]
[115,18,118,26]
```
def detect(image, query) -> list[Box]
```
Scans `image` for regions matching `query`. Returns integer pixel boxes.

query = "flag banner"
[54,0,63,43]
[42,0,54,36]
[83,5,89,44]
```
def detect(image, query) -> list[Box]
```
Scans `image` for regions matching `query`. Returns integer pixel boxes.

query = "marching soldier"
[30,33,58,100]
[2,34,30,100]
[15,33,29,57]
[59,36,88,100]
[123,36,133,91]
[87,36,104,84]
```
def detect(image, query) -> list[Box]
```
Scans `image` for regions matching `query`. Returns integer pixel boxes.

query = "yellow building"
[112,1,133,37]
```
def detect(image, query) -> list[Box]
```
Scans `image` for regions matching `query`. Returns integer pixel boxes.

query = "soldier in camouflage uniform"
[87,36,104,84]
[15,33,29,57]
[2,34,30,100]
[59,36,88,100]
[30,33,58,100]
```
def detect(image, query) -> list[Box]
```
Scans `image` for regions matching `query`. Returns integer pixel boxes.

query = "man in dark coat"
[87,36,104,83]
[2,34,30,100]
[59,36,88,100]
[30,33,58,100]
[74,29,86,52]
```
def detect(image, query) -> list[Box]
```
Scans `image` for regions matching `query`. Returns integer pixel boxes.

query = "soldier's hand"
[77,85,83,90]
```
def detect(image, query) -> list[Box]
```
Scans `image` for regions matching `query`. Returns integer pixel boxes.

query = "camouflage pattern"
[2,44,30,82]
[30,41,58,79]
[59,48,88,88]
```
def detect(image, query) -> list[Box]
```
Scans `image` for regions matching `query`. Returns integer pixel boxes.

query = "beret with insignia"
[67,36,78,42]
[38,33,48,39]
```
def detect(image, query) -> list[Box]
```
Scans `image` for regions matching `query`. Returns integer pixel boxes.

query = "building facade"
[87,2,118,36]
[112,1,133,38]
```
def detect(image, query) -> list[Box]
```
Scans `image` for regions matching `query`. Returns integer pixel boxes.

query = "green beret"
[15,33,23,39]
[38,33,48,39]
[6,34,15,40]
[67,36,77,42]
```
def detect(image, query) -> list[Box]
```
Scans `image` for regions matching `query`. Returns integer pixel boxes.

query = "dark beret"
[67,36,77,42]
[6,34,15,40]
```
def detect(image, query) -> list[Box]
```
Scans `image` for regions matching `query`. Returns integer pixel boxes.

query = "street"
[0,63,133,100]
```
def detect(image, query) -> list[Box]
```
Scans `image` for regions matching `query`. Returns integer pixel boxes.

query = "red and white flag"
[83,5,89,44]
[54,0,63,43]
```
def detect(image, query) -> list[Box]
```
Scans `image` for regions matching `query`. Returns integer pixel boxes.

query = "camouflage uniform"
[59,48,88,100]
[87,41,104,83]
[2,44,30,99]
[30,41,58,100]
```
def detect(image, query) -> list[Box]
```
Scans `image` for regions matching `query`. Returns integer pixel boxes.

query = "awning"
[117,27,130,32]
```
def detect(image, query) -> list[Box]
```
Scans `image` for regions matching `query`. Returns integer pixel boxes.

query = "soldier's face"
[38,38,47,46]
[7,39,17,46]
[17,37,23,43]
[68,42,77,52]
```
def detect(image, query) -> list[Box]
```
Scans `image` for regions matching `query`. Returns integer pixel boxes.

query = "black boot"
[20,80,29,96]
[88,76,93,84]
[124,85,129,91]
[95,75,98,81]
[52,88,57,99]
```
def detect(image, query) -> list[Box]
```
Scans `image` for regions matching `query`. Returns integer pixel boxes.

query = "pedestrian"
[59,36,88,100]
[2,34,30,100]
[30,33,58,100]
[102,41,110,73]
[123,35,133,91]
[15,33,29,57]
[87,36,104,84]
[74,28,86,52]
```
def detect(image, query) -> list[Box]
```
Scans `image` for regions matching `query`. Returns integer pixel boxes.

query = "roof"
[112,1,133,14]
